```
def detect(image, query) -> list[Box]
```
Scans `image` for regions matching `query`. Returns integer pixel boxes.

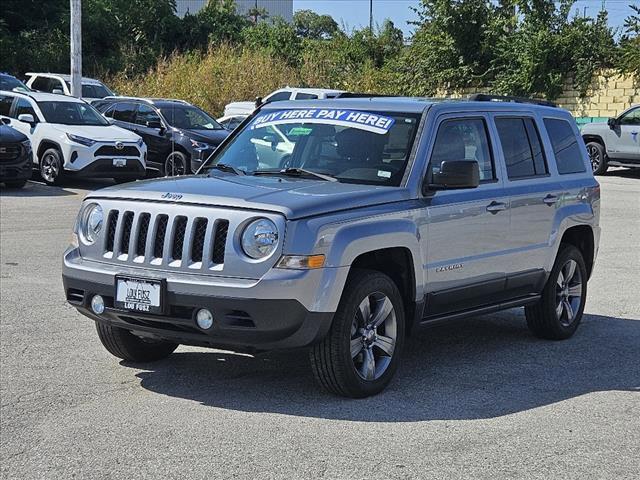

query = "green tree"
[293,9,339,39]
[618,5,640,75]
[242,18,301,66]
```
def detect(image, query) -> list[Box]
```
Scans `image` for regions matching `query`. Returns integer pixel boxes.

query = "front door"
[133,104,166,166]
[423,115,511,318]
[615,107,640,160]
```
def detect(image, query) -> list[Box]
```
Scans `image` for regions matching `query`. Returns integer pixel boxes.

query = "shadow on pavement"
[603,168,640,179]
[0,178,115,197]
[132,311,640,421]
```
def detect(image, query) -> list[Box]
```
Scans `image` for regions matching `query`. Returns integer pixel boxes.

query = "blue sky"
[293,0,636,37]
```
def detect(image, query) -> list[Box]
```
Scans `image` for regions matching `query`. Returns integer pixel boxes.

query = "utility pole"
[70,0,82,98]
[369,0,373,35]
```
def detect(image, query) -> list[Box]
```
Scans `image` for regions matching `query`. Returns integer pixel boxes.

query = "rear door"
[424,114,512,317]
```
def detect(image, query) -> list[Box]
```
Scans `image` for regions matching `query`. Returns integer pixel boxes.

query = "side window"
[266,91,292,103]
[294,93,318,100]
[51,78,65,93]
[496,117,547,179]
[430,118,495,181]
[0,95,14,116]
[31,77,52,92]
[13,98,37,119]
[619,107,640,126]
[135,104,161,126]
[543,118,586,174]
[112,102,137,123]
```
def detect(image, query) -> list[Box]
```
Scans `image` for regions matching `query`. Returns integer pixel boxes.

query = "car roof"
[261,96,565,115]
[98,96,191,106]
[276,87,344,94]
[0,90,86,103]
[26,72,104,85]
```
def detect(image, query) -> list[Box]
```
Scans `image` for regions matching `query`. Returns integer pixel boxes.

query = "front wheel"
[96,322,178,362]
[586,141,608,175]
[525,244,587,340]
[164,151,189,177]
[310,269,405,398]
[40,148,64,185]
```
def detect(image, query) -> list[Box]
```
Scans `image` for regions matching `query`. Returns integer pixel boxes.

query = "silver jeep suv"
[63,95,601,397]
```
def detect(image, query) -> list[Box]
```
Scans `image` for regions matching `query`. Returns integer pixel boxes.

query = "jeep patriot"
[63,95,601,397]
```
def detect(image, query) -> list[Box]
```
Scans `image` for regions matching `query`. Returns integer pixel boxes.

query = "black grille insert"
[0,144,21,161]
[136,213,151,256]
[120,211,134,254]
[153,215,169,258]
[212,220,229,264]
[95,145,139,157]
[106,210,119,252]
[191,218,208,262]
[172,216,188,260]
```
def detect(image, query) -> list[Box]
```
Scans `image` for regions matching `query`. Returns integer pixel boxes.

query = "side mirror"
[262,133,279,150]
[607,117,618,129]
[425,160,480,192]
[17,113,36,126]
[146,119,163,130]
[255,96,263,108]
[1,117,10,125]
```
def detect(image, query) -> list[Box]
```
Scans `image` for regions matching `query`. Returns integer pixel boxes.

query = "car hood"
[90,173,410,219]
[50,124,140,142]
[183,129,230,145]
[0,125,28,142]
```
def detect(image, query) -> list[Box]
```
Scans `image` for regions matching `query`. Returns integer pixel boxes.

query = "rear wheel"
[586,141,608,175]
[310,269,405,398]
[40,148,64,185]
[525,244,587,340]
[95,322,178,362]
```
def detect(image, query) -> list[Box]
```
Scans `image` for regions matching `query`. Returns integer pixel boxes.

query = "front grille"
[0,144,21,162]
[103,210,229,269]
[95,145,140,157]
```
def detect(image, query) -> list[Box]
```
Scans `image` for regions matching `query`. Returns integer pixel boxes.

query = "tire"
[40,148,64,185]
[164,151,189,177]
[4,180,27,189]
[525,244,588,340]
[95,322,178,362]
[310,269,405,398]
[586,141,608,175]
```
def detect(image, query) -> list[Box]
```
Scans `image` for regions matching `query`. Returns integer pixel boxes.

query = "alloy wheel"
[165,153,186,176]
[555,259,583,327]
[350,292,397,381]
[41,153,59,183]
[586,144,601,173]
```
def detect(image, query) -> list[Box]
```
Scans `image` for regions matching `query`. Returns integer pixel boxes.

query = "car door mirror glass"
[426,160,480,191]
[17,113,35,125]
[146,119,163,130]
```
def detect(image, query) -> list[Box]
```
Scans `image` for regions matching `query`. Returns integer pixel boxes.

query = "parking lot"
[1,171,638,479]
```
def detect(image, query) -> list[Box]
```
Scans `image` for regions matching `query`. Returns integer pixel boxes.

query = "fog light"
[196,308,214,330]
[91,295,105,315]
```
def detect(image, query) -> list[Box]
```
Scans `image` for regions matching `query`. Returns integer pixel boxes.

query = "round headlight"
[82,203,103,244]
[241,218,279,259]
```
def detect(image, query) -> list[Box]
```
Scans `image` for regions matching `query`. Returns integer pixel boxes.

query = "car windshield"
[205,108,420,186]
[159,105,223,130]
[38,101,109,126]
[0,75,30,92]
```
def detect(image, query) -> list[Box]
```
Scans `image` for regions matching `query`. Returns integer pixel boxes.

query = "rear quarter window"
[543,118,586,174]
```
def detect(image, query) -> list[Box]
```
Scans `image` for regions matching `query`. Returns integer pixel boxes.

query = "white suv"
[25,73,114,103]
[223,87,344,117]
[0,91,146,185]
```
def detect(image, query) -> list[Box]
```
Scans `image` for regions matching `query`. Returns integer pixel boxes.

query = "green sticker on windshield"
[287,127,312,136]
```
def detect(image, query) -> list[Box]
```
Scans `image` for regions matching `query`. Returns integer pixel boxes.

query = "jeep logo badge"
[161,192,183,200]
[115,142,124,150]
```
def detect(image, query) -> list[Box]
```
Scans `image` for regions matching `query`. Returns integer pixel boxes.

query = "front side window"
[65,82,113,99]
[206,108,420,186]
[31,77,53,93]
[496,117,547,179]
[12,98,37,119]
[135,104,161,126]
[112,103,137,123]
[429,118,494,181]
[619,107,640,126]
[37,101,108,126]
[265,91,292,103]
[158,105,222,130]
[543,118,586,174]
[295,93,318,100]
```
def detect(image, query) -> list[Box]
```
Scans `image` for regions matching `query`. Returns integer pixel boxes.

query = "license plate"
[115,276,163,314]
[113,158,127,167]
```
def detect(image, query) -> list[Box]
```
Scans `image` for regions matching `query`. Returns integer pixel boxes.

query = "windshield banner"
[250,109,396,135]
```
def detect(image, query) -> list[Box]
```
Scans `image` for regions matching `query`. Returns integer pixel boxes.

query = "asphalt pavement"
[1,171,639,479]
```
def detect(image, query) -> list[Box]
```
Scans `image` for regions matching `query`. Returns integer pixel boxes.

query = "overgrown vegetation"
[1,0,638,114]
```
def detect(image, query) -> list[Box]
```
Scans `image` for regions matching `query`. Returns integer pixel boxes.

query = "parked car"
[95,97,229,175]
[217,114,247,131]
[582,104,640,175]
[62,94,600,398]
[0,73,31,93]
[223,87,344,117]
[0,122,32,188]
[0,91,146,185]
[25,73,115,103]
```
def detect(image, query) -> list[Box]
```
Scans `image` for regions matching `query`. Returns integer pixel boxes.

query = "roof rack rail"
[335,92,398,99]
[468,93,557,108]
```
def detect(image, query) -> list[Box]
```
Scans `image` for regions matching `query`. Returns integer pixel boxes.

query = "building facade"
[176,0,293,22]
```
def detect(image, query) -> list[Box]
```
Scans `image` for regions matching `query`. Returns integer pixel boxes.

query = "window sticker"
[377,170,392,179]
[251,109,396,135]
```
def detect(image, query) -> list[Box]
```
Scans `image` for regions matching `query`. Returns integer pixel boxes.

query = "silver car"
[63,95,601,397]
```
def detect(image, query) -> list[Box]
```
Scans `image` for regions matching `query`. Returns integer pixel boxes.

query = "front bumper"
[68,158,146,179]
[62,248,345,351]
[0,155,32,181]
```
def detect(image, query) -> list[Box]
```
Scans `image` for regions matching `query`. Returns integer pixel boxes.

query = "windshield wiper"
[255,168,338,182]
[208,163,245,176]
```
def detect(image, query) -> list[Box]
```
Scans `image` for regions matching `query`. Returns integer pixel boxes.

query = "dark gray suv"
[63,95,600,397]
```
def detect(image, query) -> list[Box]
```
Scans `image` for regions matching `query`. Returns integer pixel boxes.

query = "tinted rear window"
[496,117,547,179]
[543,118,586,174]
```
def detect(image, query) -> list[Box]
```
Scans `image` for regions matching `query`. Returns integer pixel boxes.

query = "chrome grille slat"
[181,217,196,266]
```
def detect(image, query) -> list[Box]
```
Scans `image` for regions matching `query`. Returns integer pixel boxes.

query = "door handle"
[486,201,507,214]
[543,194,558,206]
